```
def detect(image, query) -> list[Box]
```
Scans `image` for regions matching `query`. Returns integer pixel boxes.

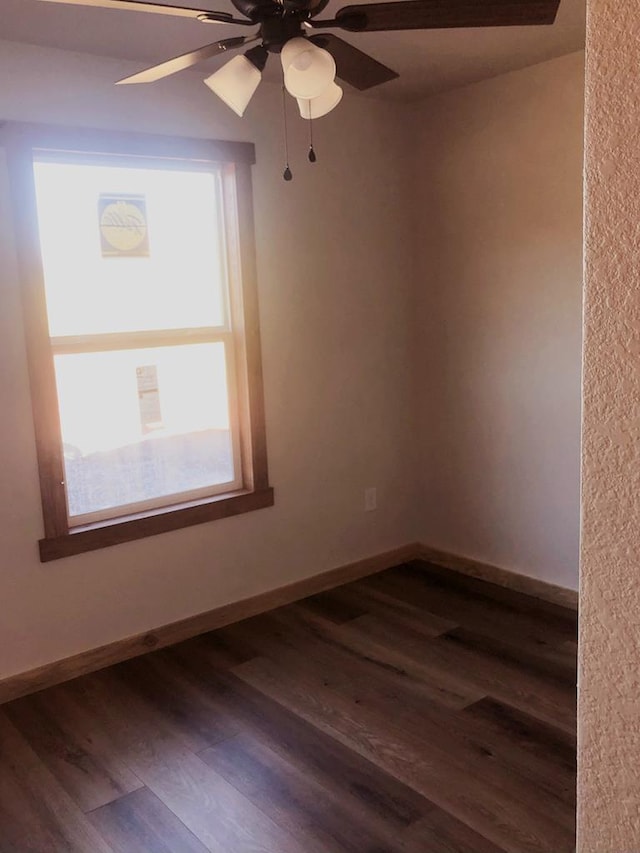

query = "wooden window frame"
[2,123,273,562]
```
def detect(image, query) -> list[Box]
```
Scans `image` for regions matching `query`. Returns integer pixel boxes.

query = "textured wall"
[578,1,640,849]
[413,53,585,590]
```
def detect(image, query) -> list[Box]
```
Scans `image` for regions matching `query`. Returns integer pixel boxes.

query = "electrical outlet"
[364,487,377,512]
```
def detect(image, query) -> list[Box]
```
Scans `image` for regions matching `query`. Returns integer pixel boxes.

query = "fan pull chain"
[282,85,293,182]
[308,112,317,163]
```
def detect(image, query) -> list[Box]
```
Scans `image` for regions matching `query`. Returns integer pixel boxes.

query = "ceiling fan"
[42,0,560,104]
[38,0,561,176]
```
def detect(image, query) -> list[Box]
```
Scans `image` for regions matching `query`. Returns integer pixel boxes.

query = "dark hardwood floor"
[0,561,577,853]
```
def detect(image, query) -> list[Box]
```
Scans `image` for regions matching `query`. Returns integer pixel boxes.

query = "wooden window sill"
[38,487,274,562]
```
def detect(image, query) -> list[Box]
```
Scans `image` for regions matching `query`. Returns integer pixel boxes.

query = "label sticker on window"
[99,194,150,257]
[136,365,163,433]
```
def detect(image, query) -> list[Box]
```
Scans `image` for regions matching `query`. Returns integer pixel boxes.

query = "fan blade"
[116,36,250,83]
[312,0,560,32]
[36,0,251,25]
[310,34,397,90]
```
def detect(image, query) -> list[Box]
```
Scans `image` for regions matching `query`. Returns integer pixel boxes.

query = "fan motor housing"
[281,0,332,11]
[260,17,306,51]
[230,0,330,20]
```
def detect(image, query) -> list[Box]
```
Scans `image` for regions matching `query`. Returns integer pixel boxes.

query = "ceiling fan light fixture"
[298,82,343,119]
[281,37,336,100]
[204,47,267,117]
[280,37,311,70]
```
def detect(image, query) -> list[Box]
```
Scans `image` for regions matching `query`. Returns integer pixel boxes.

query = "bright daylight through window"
[4,127,271,560]
[35,160,240,523]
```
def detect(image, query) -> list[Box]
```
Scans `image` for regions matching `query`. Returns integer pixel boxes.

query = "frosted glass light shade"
[204,55,261,117]
[298,83,343,119]
[280,37,311,72]
[281,38,336,100]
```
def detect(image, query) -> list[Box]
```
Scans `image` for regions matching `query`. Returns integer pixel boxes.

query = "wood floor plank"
[200,732,403,853]
[0,709,115,853]
[437,629,576,734]
[280,617,576,813]
[222,607,484,711]
[299,588,370,624]
[341,610,576,735]
[63,670,306,853]
[112,652,240,752]
[190,630,258,670]
[361,568,577,649]
[88,787,210,853]
[159,643,432,833]
[462,697,577,776]
[448,703,576,808]
[233,655,574,853]
[230,622,576,835]
[3,688,143,812]
[403,810,507,853]
[444,625,577,686]
[409,561,578,630]
[304,581,458,637]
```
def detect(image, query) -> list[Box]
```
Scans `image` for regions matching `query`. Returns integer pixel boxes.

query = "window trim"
[2,123,273,562]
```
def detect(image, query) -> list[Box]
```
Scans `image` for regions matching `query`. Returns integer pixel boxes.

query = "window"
[3,125,272,561]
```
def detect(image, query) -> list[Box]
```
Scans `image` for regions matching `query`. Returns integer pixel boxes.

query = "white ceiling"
[1,0,586,100]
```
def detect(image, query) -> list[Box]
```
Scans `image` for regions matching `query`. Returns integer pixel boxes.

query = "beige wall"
[579,1,640,848]
[413,52,585,591]
[0,39,417,680]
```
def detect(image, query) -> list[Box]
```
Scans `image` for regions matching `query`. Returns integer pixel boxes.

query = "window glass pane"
[33,159,228,336]
[55,343,237,520]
